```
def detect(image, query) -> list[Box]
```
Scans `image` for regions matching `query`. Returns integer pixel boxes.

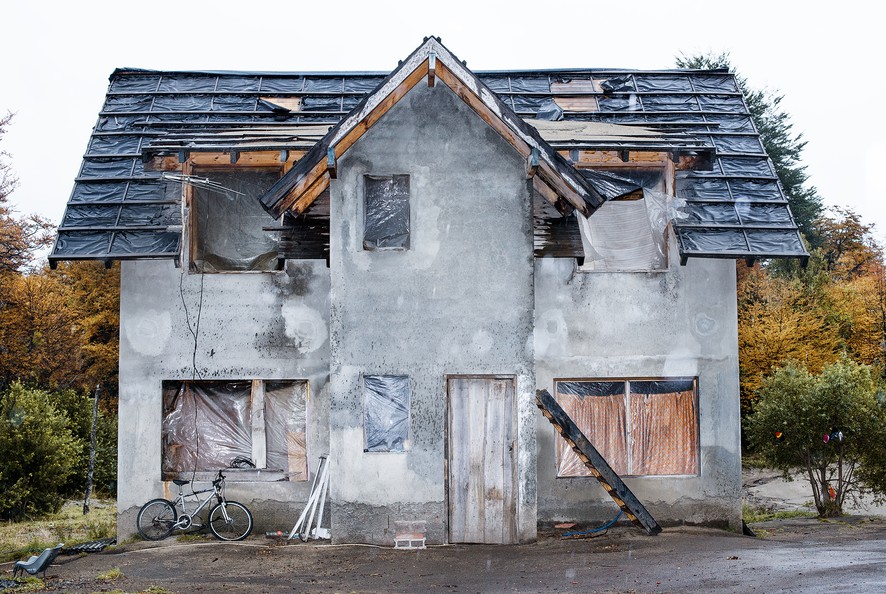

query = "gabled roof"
[259,37,604,219]
[48,40,809,265]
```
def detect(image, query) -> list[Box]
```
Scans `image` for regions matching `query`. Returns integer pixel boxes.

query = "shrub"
[0,382,82,519]
[746,357,886,516]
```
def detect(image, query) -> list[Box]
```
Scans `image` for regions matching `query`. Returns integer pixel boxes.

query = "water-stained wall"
[328,82,537,545]
[117,258,330,536]
[534,253,742,529]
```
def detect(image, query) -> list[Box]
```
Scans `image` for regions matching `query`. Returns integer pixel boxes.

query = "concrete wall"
[117,258,330,537]
[534,251,742,529]
[327,82,537,545]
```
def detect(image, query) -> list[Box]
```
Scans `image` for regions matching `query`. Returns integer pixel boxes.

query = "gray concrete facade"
[327,82,537,545]
[115,75,742,545]
[117,258,331,535]
[534,253,742,530]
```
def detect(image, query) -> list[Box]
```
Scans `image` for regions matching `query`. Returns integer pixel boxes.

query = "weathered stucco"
[534,254,742,529]
[327,81,537,545]
[117,258,330,536]
[115,76,743,545]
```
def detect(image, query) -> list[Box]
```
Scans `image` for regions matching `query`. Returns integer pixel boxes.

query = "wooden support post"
[326,147,337,179]
[427,52,436,87]
[527,147,539,178]
[535,388,662,535]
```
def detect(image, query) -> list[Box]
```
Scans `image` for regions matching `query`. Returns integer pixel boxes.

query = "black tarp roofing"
[49,67,807,263]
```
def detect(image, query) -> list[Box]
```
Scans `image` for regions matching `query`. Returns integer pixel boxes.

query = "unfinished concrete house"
[49,38,808,544]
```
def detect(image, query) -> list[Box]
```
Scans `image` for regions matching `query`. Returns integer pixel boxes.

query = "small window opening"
[191,168,282,271]
[363,375,410,452]
[363,174,410,250]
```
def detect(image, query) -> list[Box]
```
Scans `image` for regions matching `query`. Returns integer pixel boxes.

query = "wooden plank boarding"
[535,389,662,536]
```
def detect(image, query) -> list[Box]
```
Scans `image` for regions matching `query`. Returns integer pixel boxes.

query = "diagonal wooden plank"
[536,389,662,535]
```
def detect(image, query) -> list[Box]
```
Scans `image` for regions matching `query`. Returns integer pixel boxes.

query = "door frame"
[444,374,518,544]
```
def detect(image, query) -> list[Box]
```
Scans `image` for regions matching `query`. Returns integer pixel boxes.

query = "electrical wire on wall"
[168,174,243,484]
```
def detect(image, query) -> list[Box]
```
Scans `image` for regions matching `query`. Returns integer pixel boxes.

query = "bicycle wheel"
[136,498,177,540]
[208,500,253,541]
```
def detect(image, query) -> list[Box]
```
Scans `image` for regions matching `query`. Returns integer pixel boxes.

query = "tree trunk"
[83,384,100,515]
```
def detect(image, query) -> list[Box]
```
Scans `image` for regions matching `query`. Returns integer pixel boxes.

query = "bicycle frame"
[168,482,220,531]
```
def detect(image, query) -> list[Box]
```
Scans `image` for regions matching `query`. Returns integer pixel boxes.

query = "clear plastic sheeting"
[697,95,747,113]
[719,157,773,177]
[162,379,308,478]
[712,135,764,154]
[688,75,737,93]
[264,381,308,479]
[363,175,410,250]
[162,381,253,474]
[363,375,410,453]
[555,379,699,477]
[192,169,281,272]
[577,169,674,271]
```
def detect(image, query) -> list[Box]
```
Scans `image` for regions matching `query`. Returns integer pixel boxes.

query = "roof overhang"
[259,37,606,219]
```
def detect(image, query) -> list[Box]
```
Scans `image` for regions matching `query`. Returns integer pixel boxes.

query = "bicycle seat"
[173,479,190,486]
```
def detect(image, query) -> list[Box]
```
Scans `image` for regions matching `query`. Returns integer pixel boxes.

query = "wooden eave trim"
[269,37,602,217]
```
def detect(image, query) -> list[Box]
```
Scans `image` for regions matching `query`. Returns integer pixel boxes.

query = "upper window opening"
[191,168,282,272]
[577,167,669,271]
[363,174,410,251]
[555,378,699,477]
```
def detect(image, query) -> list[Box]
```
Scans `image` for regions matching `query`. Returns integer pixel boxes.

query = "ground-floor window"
[363,375,410,452]
[162,379,308,480]
[555,378,699,477]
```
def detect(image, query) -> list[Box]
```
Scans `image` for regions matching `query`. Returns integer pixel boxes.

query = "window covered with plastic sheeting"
[576,168,673,271]
[161,379,308,480]
[363,175,410,250]
[363,375,410,453]
[555,379,698,477]
[191,168,282,272]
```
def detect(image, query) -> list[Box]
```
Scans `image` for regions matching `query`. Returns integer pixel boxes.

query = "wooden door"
[447,376,517,543]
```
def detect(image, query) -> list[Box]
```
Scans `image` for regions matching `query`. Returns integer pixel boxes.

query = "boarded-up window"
[162,379,308,480]
[192,168,282,271]
[363,175,410,250]
[363,375,410,452]
[555,378,698,477]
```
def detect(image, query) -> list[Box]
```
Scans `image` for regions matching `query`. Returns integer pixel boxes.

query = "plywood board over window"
[555,378,699,477]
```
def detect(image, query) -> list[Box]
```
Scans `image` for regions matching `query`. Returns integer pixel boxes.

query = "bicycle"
[136,470,253,541]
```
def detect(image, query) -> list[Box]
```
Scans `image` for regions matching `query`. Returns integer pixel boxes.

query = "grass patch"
[98,567,124,581]
[2,577,45,592]
[0,499,116,563]
[742,503,818,523]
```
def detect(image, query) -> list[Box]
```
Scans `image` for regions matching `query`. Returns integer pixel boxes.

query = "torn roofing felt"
[49,38,808,264]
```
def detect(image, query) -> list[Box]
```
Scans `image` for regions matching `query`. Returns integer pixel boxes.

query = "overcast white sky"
[3,1,883,242]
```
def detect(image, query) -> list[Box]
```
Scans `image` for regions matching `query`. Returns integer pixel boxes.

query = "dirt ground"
[4,471,886,593]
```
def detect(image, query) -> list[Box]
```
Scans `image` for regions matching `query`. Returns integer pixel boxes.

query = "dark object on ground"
[63,537,117,554]
[742,520,757,536]
[12,543,64,578]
